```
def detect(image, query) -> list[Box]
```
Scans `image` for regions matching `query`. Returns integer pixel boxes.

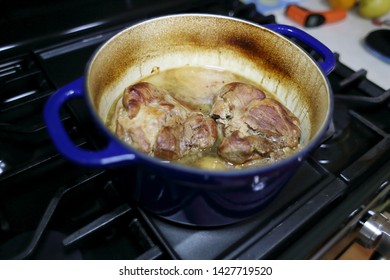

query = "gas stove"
[0,0,389,260]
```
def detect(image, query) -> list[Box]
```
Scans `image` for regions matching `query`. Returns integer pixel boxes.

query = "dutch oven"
[44,14,335,226]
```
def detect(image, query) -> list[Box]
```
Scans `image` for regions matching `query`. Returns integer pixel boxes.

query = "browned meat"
[244,98,301,148]
[210,82,266,120]
[183,114,218,150]
[217,131,253,164]
[210,82,301,164]
[155,113,217,160]
[115,82,183,154]
[154,126,182,160]
[218,131,276,164]
[122,82,163,119]
[115,82,217,160]
[115,81,300,166]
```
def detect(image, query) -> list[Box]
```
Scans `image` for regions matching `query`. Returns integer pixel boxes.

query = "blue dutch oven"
[44,14,335,226]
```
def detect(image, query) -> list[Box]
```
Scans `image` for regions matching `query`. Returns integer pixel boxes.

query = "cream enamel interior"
[86,14,331,149]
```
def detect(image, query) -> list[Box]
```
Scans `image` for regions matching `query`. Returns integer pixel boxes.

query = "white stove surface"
[267,0,390,90]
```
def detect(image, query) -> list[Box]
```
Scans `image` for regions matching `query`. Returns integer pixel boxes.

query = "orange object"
[286,5,347,27]
[328,0,356,10]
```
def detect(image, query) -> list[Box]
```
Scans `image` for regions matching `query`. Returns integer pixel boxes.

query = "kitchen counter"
[262,0,390,90]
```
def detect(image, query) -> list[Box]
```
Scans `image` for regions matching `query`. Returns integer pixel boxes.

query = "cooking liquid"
[106,66,300,170]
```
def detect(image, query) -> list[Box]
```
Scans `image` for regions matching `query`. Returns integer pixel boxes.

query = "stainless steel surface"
[311,182,390,259]
[357,211,390,258]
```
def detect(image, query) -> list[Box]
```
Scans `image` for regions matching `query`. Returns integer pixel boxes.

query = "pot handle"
[44,77,137,167]
[265,24,336,75]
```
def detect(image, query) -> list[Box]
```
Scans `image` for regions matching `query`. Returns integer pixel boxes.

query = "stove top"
[1,0,389,260]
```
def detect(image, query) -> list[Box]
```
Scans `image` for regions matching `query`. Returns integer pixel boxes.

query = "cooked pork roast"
[115,82,217,160]
[210,82,301,164]
[111,70,301,169]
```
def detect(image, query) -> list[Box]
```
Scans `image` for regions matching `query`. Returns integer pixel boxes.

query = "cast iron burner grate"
[313,55,390,183]
[0,170,164,260]
[0,0,389,260]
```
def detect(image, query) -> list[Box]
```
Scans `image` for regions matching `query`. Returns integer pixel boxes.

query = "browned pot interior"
[86,14,331,151]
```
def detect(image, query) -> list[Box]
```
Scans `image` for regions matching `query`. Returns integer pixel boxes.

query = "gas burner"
[312,104,381,174]
[312,59,390,181]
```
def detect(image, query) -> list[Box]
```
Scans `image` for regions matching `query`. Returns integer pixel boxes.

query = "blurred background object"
[364,29,390,63]
[241,0,305,13]
[357,0,390,19]
[285,4,347,27]
[328,0,357,10]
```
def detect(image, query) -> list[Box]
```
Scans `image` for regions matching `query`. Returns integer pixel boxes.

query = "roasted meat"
[218,131,276,164]
[114,80,300,167]
[155,113,217,160]
[210,82,301,164]
[244,98,301,148]
[210,82,266,121]
[115,82,217,160]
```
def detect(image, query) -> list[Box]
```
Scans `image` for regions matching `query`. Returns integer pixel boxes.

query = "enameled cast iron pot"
[44,14,335,226]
